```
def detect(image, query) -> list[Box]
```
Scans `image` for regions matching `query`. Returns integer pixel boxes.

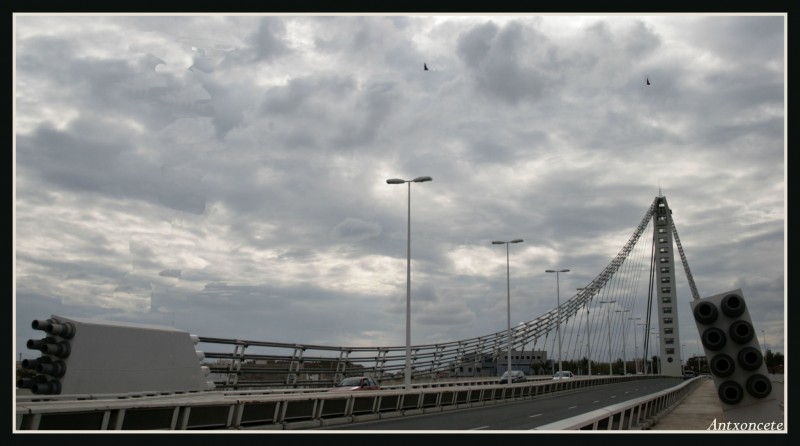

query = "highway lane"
[316,377,683,431]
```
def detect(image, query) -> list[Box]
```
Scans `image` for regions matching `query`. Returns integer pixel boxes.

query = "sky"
[13,13,786,363]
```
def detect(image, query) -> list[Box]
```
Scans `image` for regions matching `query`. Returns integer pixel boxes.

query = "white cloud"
[14,14,786,360]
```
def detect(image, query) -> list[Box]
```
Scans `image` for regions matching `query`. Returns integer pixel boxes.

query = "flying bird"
[646,77,651,86]
[424,63,429,71]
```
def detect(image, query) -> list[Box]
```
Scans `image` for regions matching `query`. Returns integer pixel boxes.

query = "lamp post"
[545,269,569,375]
[387,176,432,390]
[629,317,641,374]
[578,288,592,376]
[493,239,523,386]
[615,309,630,375]
[599,300,616,375]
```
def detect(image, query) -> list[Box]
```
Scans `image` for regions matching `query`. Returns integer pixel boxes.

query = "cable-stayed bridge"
[189,193,698,390]
[20,194,784,431]
[20,195,697,397]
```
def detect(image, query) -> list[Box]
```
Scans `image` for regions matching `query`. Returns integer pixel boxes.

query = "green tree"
[764,349,784,373]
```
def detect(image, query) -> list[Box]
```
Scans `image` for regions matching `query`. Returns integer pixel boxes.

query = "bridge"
[15,194,779,430]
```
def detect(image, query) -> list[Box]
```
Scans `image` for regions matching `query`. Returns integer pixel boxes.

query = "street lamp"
[599,299,616,375]
[629,317,641,373]
[615,309,630,375]
[387,175,432,390]
[545,269,569,375]
[493,239,523,386]
[578,288,592,376]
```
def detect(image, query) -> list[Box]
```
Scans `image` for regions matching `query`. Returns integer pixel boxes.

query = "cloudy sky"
[13,14,786,362]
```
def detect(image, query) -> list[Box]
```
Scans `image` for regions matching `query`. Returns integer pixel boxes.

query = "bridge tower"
[653,195,683,376]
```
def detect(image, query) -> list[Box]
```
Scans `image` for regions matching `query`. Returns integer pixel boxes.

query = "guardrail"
[533,375,708,430]
[16,375,669,430]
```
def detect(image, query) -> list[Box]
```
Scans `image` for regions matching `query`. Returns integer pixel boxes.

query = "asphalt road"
[316,377,684,431]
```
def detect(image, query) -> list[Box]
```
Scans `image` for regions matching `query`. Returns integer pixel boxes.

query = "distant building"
[451,349,548,377]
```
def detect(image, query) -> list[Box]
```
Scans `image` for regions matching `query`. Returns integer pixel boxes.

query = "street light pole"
[599,300,616,375]
[578,288,592,376]
[387,176,432,390]
[615,309,630,375]
[493,239,523,386]
[546,269,569,375]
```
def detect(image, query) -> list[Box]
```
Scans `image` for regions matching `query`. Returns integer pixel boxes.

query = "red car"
[330,376,382,391]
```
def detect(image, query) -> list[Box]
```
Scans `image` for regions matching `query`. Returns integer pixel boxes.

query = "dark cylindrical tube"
[701,327,727,351]
[40,341,71,358]
[718,381,744,405]
[693,301,718,324]
[36,361,67,378]
[729,320,755,344]
[45,322,76,339]
[720,294,746,317]
[31,380,61,395]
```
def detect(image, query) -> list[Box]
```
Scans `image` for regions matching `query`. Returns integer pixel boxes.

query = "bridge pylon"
[652,196,683,376]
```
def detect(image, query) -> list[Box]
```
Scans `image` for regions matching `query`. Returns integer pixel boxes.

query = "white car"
[552,371,574,380]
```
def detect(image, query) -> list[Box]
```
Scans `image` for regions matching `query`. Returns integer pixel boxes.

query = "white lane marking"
[610,395,617,398]
[530,413,542,418]
[593,400,600,403]
[568,405,577,409]
[472,426,491,430]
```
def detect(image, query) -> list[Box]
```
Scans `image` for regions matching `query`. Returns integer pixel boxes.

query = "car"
[330,376,382,391]
[683,371,696,380]
[552,371,574,380]
[499,370,526,384]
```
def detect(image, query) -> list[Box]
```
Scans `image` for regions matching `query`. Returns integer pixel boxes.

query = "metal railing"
[534,375,708,430]
[17,375,666,430]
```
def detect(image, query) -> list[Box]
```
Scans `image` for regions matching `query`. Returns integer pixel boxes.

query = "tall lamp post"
[493,239,523,386]
[599,299,616,375]
[578,288,592,376]
[629,317,641,373]
[387,176,432,390]
[615,309,630,374]
[545,269,570,375]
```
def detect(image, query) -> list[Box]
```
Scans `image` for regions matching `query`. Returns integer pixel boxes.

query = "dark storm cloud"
[248,17,291,62]
[457,20,556,104]
[330,218,382,242]
[16,122,134,194]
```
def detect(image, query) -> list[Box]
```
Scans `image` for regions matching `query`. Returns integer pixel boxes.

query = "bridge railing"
[533,375,707,430]
[197,335,558,390]
[16,375,668,430]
